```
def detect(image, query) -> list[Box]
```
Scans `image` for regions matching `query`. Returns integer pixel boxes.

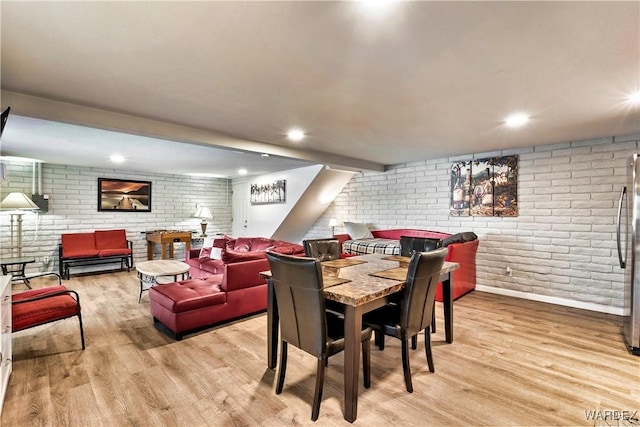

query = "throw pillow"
[344,222,373,239]
[210,247,222,259]
[198,238,223,260]
[198,246,212,260]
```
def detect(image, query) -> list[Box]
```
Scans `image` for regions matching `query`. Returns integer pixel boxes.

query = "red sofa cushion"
[12,286,80,331]
[149,277,225,313]
[269,244,304,255]
[199,258,224,274]
[222,248,267,263]
[95,229,128,250]
[61,233,98,258]
[98,248,132,257]
[244,237,275,251]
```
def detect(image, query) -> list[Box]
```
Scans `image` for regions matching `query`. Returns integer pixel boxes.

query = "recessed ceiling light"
[627,91,640,105]
[110,154,125,163]
[261,153,270,158]
[504,113,530,128]
[238,168,248,175]
[287,129,305,142]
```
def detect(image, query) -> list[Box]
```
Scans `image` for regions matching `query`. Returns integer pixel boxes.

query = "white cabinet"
[0,275,11,414]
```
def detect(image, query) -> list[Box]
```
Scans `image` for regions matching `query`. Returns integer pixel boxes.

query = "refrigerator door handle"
[617,186,627,269]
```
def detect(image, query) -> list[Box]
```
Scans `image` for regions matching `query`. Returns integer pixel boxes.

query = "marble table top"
[323,253,458,307]
[260,253,459,308]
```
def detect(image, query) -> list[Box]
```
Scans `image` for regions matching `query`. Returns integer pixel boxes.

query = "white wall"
[0,162,232,275]
[242,165,324,240]
[304,134,640,314]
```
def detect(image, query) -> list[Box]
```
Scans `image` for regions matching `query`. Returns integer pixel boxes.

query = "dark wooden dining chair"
[399,236,443,257]
[266,251,372,421]
[12,284,85,351]
[394,236,444,341]
[303,238,341,261]
[364,247,447,393]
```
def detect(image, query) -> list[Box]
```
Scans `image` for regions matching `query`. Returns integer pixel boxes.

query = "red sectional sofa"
[334,228,479,301]
[149,237,304,340]
[58,229,133,279]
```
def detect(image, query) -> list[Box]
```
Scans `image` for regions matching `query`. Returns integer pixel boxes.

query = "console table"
[146,231,192,260]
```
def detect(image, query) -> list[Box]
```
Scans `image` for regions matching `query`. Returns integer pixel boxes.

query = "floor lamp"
[1,192,39,257]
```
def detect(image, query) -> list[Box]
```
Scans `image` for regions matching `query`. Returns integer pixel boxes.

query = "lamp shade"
[328,218,339,227]
[0,192,39,210]
[194,206,213,220]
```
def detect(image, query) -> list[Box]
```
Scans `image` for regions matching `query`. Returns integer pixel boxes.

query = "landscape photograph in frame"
[98,178,152,212]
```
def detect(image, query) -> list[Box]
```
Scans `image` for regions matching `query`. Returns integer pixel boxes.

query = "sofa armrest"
[333,234,351,253]
[444,239,479,294]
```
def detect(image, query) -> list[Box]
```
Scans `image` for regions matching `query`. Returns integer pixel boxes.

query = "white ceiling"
[1,1,639,177]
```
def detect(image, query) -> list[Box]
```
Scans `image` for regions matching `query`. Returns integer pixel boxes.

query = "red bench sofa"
[334,228,479,301]
[58,229,133,279]
[149,236,304,340]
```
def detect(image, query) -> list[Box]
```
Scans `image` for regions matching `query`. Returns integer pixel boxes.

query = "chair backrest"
[303,238,341,261]
[399,236,443,257]
[400,247,448,337]
[95,229,128,250]
[266,251,328,358]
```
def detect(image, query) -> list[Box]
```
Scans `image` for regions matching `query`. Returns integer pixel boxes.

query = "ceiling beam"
[1,91,384,172]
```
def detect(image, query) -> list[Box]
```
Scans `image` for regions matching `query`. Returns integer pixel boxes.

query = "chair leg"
[312,357,326,421]
[276,341,288,394]
[375,330,385,350]
[401,338,413,393]
[362,338,371,389]
[411,334,418,350]
[77,311,86,350]
[424,327,434,373]
[431,301,436,333]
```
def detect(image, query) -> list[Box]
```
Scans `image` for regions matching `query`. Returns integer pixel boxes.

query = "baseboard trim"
[475,285,624,316]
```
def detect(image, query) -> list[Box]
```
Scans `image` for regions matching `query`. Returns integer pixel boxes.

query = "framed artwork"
[450,155,518,217]
[250,179,286,205]
[98,178,152,212]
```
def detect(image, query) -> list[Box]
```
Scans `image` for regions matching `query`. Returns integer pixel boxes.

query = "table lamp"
[194,206,213,237]
[328,218,338,236]
[1,192,39,257]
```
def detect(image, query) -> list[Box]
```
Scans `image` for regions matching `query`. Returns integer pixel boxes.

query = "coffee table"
[136,260,190,303]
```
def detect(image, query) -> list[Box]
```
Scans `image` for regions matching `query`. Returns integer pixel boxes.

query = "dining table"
[260,252,460,423]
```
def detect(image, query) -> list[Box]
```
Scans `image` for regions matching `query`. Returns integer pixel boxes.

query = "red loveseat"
[334,228,479,301]
[58,229,133,279]
[149,237,304,340]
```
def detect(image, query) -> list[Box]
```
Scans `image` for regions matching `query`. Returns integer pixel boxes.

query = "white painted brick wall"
[0,163,232,275]
[304,134,640,311]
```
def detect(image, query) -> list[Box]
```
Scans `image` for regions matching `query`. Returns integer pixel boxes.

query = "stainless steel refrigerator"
[616,153,640,355]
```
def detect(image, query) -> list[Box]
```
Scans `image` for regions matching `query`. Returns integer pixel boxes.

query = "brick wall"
[305,135,640,314]
[0,163,232,275]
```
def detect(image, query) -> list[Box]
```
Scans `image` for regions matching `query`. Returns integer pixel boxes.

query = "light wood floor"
[2,271,639,426]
